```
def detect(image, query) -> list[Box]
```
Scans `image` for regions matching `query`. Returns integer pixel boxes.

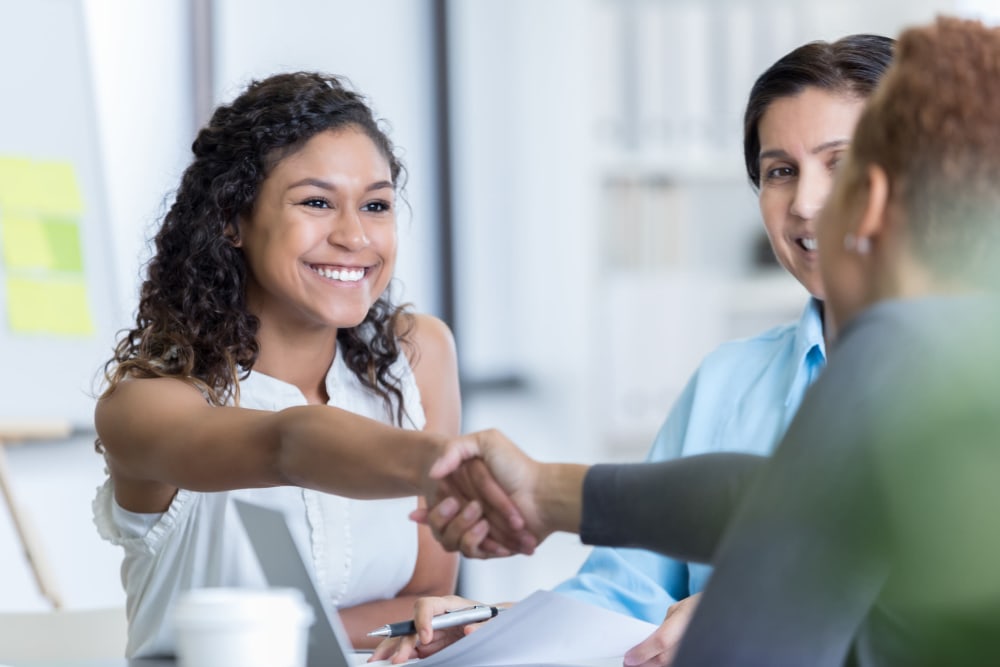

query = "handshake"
[416,429,590,559]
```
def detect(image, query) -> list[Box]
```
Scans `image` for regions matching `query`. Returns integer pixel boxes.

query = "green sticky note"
[5,276,94,336]
[0,214,84,272]
[42,216,84,272]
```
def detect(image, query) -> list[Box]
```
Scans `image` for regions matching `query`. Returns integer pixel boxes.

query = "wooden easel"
[0,420,72,609]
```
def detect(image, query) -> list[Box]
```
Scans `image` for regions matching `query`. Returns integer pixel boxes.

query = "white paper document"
[411,589,657,667]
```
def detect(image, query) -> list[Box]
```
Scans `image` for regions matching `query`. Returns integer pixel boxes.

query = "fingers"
[443,461,526,554]
[622,630,675,667]
[424,429,545,557]
[428,434,481,479]
[429,498,510,558]
[412,599,493,658]
[426,462,532,557]
[413,628,467,658]
[462,458,525,531]
[412,595,480,646]
[623,594,702,667]
[459,458,536,554]
[463,619,489,635]
[372,595,486,663]
[441,459,523,542]
[440,501,487,553]
[369,635,415,663]
[412,498,494,557]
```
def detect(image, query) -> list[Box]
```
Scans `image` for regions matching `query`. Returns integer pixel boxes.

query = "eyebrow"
[286,177,394,192]
[759,139,851,162]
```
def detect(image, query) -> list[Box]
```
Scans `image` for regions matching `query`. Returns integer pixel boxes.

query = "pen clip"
[443,604,487,614]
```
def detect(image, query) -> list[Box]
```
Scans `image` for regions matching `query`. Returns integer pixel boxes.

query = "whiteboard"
[0,0,120,428]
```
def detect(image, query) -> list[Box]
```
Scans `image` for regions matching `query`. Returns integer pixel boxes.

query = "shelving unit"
[588,0,807,455]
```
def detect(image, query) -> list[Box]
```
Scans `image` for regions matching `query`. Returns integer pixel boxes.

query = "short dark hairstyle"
[743,34,895,190]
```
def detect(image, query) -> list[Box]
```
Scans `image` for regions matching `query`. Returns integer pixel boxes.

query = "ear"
[224,218,243,248]
[854,163,890,246]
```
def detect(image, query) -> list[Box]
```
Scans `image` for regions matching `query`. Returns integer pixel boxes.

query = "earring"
[843,233,871,255]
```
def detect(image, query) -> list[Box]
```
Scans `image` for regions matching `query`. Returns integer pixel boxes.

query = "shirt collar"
[795,297,826,362]
[785,297,827,409]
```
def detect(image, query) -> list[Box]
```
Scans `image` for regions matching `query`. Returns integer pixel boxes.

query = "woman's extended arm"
[96,373,451,514]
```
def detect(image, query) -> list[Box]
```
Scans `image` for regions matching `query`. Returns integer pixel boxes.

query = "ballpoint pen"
[366,604,506,638]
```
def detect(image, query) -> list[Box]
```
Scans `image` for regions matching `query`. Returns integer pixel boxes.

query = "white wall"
[84,0,194,327]
[0,436,123,611]
[0,0,192,613]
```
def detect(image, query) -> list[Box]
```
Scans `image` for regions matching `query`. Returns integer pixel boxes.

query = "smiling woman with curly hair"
[91,72,496,658]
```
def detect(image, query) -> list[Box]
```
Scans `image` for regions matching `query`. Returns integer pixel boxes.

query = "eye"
[300,197,330,209]
[362,200,392,213]
[763,165,796,183]
[828,151,847,172]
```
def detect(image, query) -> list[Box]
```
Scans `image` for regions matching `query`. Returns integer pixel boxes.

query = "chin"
[807,286,826,301]
[325,300,380,330]
[332,315,369,330]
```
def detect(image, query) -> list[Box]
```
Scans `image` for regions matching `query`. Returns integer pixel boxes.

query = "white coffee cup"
[173,587,314,667]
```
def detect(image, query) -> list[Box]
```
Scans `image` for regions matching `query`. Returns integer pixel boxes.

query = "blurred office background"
[1,0,997,612]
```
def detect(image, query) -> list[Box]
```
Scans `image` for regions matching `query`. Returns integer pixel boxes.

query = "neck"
[875,249,960,303]
[817,299,837,348]
[252,322,338,404]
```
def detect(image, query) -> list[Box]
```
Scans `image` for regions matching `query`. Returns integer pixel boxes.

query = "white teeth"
[801,238,818,251]
[313,266,365,282]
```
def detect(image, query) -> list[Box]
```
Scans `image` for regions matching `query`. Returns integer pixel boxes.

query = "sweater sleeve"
[579,453,765,563]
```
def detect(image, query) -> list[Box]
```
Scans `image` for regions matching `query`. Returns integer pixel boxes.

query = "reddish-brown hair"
[850,17,1000,284]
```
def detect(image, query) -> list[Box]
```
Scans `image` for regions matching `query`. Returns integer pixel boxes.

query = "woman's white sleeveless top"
[93,349,425,658]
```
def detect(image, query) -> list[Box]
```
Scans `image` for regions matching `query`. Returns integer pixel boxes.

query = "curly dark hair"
[848,17,1000,287]
[743,34,895,190]
[101,71,415,427]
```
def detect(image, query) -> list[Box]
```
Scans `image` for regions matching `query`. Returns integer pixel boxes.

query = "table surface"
[6,658,624,667]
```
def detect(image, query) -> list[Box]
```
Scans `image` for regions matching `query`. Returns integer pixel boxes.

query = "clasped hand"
[419,429,553,558]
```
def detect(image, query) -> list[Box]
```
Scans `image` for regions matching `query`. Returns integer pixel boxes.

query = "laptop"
[234,499,402,667]
[234,499,633,667]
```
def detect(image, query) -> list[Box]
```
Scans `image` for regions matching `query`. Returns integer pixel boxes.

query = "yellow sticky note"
[0,156,35,212]
[35,161,84,215]
[0,157,83,215]
[1,214,53,269]
[5,276,94,336]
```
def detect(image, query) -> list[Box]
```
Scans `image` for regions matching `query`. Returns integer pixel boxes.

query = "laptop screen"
[234,499,357,667]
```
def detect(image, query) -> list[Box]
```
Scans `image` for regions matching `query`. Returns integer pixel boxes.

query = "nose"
[789,167,831,220]
[328,209,369,250]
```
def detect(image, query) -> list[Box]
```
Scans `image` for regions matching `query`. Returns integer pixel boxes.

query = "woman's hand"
[423,457,531,558]
[623,593,702,667]
[369,595,490,664]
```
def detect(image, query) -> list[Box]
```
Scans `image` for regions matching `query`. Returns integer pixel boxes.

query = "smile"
[309,264,366,282]
[798,238,818,251]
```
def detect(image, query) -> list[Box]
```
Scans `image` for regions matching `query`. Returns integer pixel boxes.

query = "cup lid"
[173,587,315,627]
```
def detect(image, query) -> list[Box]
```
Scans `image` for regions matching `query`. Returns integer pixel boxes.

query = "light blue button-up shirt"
[553,298,827,622]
